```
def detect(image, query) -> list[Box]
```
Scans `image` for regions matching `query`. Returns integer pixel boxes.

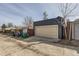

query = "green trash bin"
[21,32,29,39]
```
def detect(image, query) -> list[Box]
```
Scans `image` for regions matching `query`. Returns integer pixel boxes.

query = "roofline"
[34,16,63,26]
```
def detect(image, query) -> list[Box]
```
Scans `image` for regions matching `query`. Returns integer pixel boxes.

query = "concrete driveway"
[24,36,79,56]
[0,34,79,56]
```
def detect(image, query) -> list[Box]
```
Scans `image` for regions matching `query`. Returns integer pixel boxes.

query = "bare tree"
[58,3,78,40]
[28,17,33,29]
[43,11,48,20]
[23,16,33,29]
[23,16,29,28]
[8,23,13,27]
[1,24,7,32]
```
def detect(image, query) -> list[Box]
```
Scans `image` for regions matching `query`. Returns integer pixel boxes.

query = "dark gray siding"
[34,16,62,26]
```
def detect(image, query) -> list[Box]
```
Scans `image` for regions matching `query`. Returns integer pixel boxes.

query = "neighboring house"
[71,19,79,40]
[34,16,64,39]
[5,27,17,33]
[5,27,16,30]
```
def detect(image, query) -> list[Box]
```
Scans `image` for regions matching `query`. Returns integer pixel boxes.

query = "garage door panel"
[75,24,79,40]
[35,25,58,38]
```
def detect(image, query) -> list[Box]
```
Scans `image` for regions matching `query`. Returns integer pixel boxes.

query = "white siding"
[72,23,75,39]
[74,24,79,40]
[72,23,79,40]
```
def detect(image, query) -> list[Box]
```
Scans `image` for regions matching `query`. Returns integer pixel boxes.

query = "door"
[35,25,58,38]
[75,23,79,40]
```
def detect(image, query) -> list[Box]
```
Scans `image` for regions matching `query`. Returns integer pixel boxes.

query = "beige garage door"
[35,25,58,38]
[74,24,79,40]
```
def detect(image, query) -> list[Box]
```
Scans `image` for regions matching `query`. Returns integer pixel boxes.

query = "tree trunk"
[69,23,72,40]
[64,26,67,40]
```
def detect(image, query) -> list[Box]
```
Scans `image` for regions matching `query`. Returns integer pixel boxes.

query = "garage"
[34,16,64,39]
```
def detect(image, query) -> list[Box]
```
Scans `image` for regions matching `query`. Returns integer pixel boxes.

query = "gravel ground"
[0,34,41,56]
[0,34,79,56]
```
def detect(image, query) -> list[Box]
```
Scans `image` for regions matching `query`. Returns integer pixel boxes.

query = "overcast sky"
[0,3,79,26]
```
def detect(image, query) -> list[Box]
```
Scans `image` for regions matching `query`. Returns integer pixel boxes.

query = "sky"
[0,3,79,26]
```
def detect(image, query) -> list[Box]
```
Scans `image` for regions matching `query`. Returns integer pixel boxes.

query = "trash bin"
[21,32,29,39]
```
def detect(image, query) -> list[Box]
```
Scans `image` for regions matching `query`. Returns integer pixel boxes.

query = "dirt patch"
[0,34,79,56]
[0,34,41,56]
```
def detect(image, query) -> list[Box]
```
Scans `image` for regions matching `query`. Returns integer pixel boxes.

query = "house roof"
[74,19,79,21]
[72,19,79,23]
[5,27,16,30]
[34,16,63,26]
